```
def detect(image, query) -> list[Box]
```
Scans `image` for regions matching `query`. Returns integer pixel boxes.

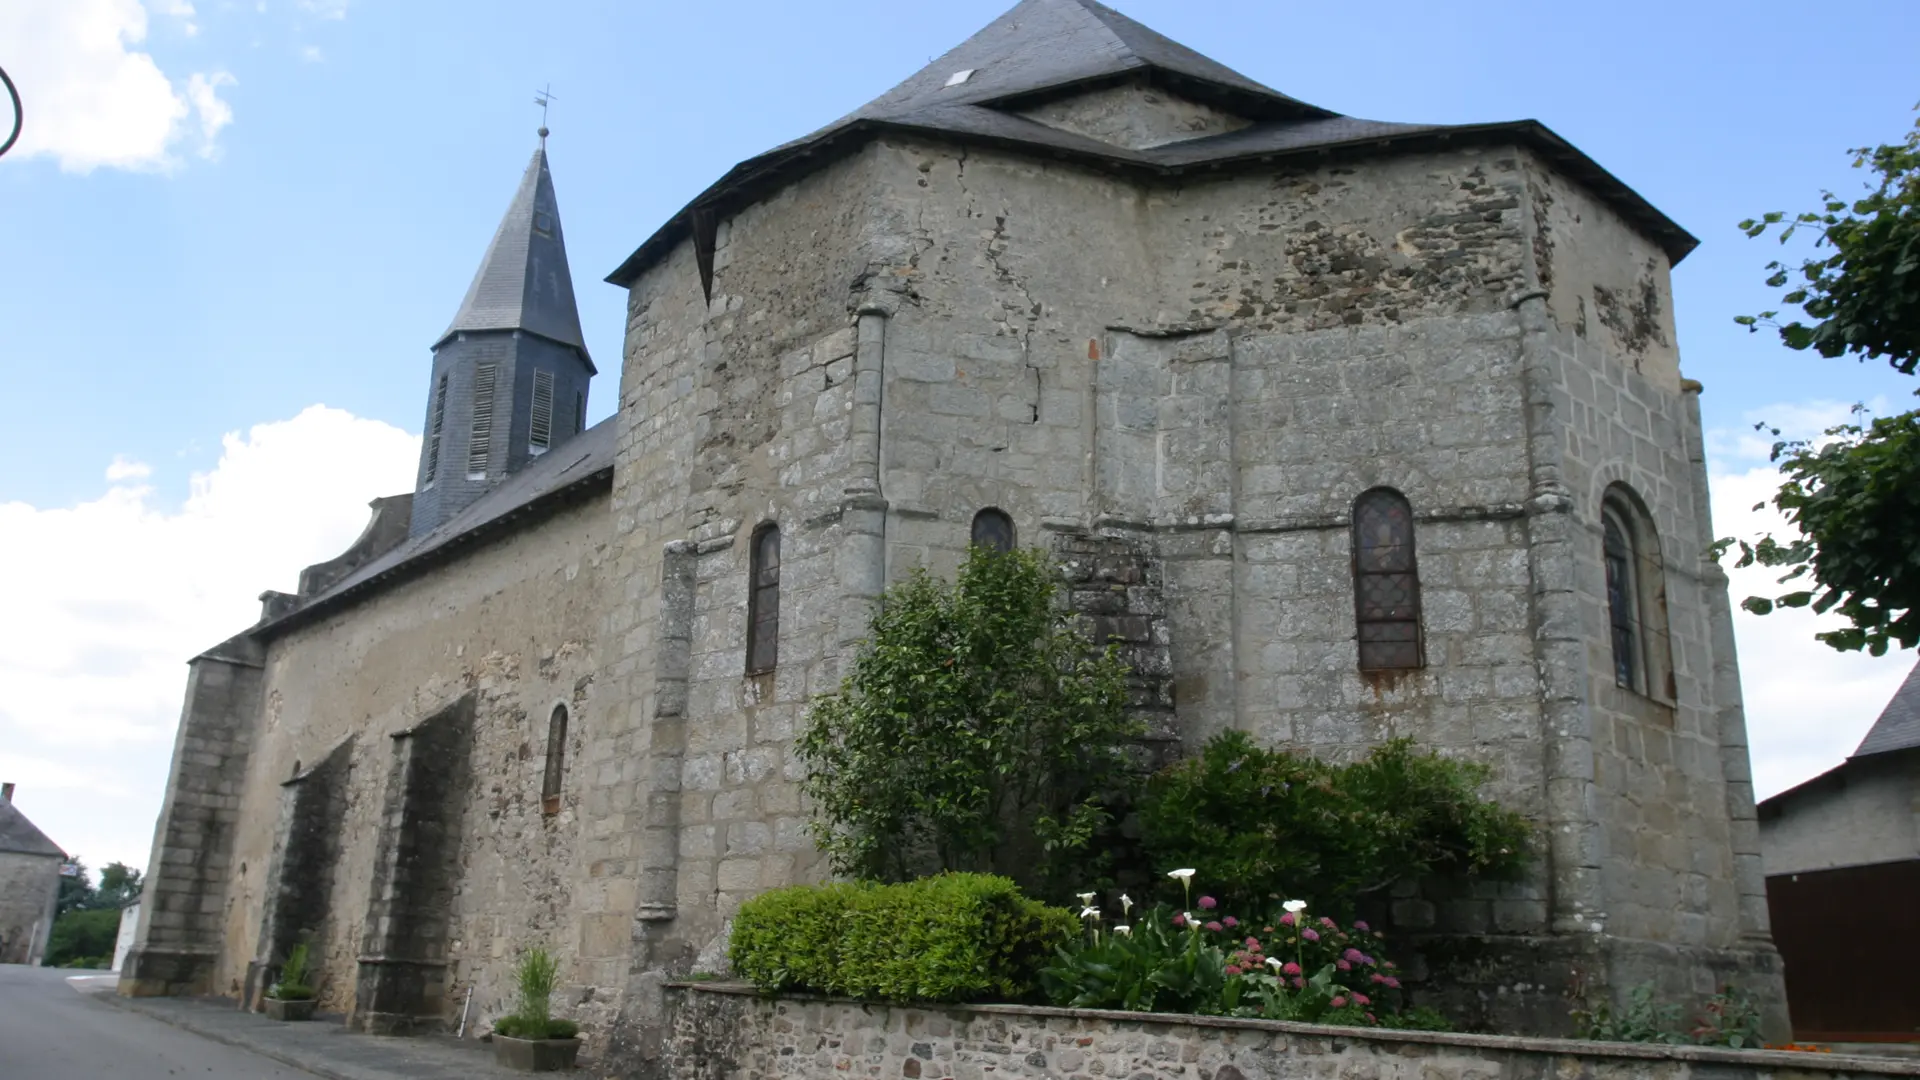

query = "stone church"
[119,0,1788,1065]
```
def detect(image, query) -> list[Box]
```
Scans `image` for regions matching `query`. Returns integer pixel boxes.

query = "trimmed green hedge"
[729,874,1075,1003]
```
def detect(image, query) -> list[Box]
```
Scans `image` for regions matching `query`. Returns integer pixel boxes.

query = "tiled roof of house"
[1853,660,1920,758]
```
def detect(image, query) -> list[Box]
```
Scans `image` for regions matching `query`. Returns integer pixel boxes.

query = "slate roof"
[607,0,1696,287]
[1853,660,1920,758]
[442,144,593,369]
[258,418,616,637]
[0,799,64,858]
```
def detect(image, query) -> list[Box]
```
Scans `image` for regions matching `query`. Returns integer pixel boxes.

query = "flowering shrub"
[1040,874,1444,1028]
[1139,732,1532,914]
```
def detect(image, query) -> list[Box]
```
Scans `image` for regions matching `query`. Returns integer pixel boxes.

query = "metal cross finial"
[534,83,556,146]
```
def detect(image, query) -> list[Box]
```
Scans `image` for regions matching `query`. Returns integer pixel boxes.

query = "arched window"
[971,508,1015,553]
[1601,485,1673,700]
[542,703,568,814]
[747,524,781,674]
[1352,488,1424,670]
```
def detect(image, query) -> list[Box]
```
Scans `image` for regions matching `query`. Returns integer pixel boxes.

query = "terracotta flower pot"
[493,1034,581,1072]
[264,997,316,1021]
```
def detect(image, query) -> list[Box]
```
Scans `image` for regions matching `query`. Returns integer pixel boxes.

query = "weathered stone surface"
[663,984,1916,1080]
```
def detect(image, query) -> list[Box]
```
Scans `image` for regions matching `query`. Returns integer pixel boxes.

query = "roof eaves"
[428,325,599,376]
[254,462,614,640]
[607,116,1698,289]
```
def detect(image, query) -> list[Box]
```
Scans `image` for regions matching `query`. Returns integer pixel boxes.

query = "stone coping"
[668,980,1920,1076]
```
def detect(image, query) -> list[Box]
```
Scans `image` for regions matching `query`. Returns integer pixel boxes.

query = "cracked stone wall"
[212,494,611,1035]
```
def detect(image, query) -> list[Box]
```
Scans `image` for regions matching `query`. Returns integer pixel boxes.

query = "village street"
[0,964,313,1078]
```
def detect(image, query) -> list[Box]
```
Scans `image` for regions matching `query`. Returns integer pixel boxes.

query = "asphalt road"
[0,964,315,1079]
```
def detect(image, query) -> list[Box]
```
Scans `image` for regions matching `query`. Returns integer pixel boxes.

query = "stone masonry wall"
[595,126,1780,1060]
[211,494,611,1036]
[0,850,60,965]
[663,984,1918,1080]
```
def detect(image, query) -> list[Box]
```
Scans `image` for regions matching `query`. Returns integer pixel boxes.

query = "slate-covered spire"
[438,141,591,363]
[410,133,595,539]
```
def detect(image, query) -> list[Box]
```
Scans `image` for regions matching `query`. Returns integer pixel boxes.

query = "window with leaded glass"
[1352,488,1423,670]
[747,524,781,674]
[1603,509,1639,690]
[542,703,568,814]
[971,508,1015,553]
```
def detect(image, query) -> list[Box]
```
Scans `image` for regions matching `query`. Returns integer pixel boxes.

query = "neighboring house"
[0,783,66,966]
[1759,661,1920,1043]
[120,0,1788,1056]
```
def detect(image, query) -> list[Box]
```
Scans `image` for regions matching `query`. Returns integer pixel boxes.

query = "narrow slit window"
[1352,488,1424,670]
[467,363,498,478]
[529,369,555,454]
[971,508,1015,553]
[575,392,585,436]
[424,373,449,485]
[541,703,567,813]
[746,524,780,674]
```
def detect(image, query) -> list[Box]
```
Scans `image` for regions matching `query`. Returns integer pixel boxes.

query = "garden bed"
[663,981,1920,1080]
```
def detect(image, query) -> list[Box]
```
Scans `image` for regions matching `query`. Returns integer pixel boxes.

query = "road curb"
[93,991,354,1080]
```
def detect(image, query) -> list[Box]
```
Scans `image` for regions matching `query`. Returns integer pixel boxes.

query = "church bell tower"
[409,128,594,537]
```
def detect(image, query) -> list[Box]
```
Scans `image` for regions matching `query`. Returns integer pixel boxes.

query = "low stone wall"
[663,983,1919,1080]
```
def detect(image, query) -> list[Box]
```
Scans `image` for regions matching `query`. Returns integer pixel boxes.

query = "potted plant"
[491,947,580,1072]
[264,942,317,1021]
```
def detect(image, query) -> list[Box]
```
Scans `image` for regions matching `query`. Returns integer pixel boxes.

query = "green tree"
[1727,108,1920,654]
[43,909,119,968]
[96,862,144,908]
[797,546,1140,894]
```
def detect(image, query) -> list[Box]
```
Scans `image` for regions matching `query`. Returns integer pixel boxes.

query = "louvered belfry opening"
[423,374,448,487]
[529,369,555,454]
[466,363,497,479]
[1352,488,1424,670]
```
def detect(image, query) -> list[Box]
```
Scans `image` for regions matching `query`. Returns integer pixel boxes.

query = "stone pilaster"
[119,632,263,998]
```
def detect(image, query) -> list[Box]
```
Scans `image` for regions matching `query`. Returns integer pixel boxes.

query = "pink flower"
[1262,926,1275,934]
[1172,914,1186,927]
[1383,961,1397,970]
[1343,948,1365,964]
[1199,896,1218,910]
[1302,929,1320,942]
[1205,921,1223,932]
[1352,993,1371,1006]
[1319,917,1336,929]
[1331,996,1348,1008]
[1336,960,1351,971]
[1383,976,1401,989]
[1278,913,1295,926]
[1282,962,1301,976]
[1353,920,1370,931]
[1223,916,1239,928]
[1365,1013,1377,1024]
[1225,965,1243,976]
[1245,937,1261,949]
[1370,974,1386,985]
[1292,977,1305,989]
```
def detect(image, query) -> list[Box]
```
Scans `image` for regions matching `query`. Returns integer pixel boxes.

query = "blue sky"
[1,0,1917,871]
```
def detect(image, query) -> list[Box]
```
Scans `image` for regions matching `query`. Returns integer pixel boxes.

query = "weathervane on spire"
[534,83,556,147]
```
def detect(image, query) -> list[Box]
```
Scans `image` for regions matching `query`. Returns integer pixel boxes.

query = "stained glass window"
[971,508,1015,553]
[747,524,781,674]
[1603,510,1639,691]
[1352,489,1423,670]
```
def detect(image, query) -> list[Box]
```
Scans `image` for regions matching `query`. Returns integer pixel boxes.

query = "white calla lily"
[1283,899,1308,914]
[1167,868,1196,880]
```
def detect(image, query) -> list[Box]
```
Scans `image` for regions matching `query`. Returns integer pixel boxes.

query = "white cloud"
[185,70,236,154]
[1709,400,1916,800]
[151,0,198,36]
[299,44,324,63]
[0,0,237,172]
[0,406,418,870]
